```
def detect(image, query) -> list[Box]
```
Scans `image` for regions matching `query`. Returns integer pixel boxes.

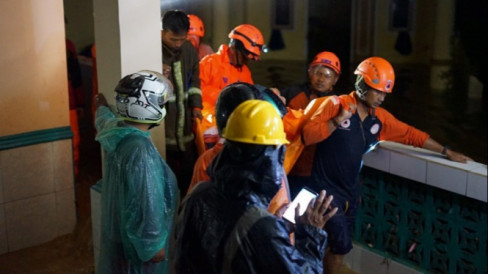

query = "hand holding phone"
[283,188,318,224]
[283,188,338,229]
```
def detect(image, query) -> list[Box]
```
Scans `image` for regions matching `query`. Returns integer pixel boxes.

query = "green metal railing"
[355,167,487,274]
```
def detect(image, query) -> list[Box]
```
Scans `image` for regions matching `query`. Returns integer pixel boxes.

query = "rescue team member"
[161,10,203,195]
[170,100,338,273]
[195,24,267,151]
[94,71,178,274]
[199,24,267,108]
[187,14,214,60]
[281,51,342,198]
[187,82,290,215]
[301,57,472,274]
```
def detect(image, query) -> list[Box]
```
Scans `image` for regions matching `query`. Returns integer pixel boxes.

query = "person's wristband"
[441,145,450,155]
[331,118,340,128]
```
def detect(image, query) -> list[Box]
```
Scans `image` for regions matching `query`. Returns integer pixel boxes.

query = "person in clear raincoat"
[94,70,178,274]
[170,100,338,274]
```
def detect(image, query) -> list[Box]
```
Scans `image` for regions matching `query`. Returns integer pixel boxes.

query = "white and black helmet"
[115,70,172,123]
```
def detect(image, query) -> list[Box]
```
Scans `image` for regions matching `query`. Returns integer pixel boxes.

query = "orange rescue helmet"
[310,51,341,75]
[354,57,395,93]
[228,24,267,60]
[188,14,204,37]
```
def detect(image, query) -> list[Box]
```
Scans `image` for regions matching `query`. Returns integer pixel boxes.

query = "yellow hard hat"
[222,100,289,145]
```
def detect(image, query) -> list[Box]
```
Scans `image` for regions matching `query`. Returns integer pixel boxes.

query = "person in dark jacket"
[161,10,203,194]
[170,100,338,274]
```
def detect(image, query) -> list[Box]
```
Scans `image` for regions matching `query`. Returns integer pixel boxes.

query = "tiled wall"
[0,139,76,254]
[363,141,487,202]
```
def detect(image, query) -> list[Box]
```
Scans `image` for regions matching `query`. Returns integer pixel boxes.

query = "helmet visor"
[146,92,165,108]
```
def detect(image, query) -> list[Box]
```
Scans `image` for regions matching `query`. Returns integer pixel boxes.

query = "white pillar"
[93,0,165,157]
[429,0,455,91]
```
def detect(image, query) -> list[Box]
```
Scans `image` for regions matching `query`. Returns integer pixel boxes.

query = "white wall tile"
[4,194,57,251]
[390,152,427,183]
[363,147,390,172]
[0,143,54,202]
[427,162,467,195]
[55,188,77,236]
[0,204,7,255]
[52,140,75,191]
[366,142,487,201]
[466,166,487,202]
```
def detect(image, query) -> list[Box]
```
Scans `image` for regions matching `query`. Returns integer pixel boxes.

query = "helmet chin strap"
[355,75,368,101]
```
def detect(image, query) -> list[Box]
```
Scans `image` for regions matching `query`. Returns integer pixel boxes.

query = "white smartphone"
[283,187,318,224]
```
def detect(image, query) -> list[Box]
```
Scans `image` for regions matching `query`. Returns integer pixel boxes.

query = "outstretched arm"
[422,137,472,163]
[377,108,472,163]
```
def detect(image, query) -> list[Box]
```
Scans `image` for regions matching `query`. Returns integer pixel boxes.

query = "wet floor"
[0,59,484,273]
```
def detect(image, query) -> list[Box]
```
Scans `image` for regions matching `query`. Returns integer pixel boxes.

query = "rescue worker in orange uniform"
[199,24,267,108]
[187,14,214,60]
[188,82,290,215]
[196,24,267,152]
[301,57,472,274]
[280,51,342,198]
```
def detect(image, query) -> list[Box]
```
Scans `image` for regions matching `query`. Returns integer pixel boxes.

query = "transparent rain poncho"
[95,106,178,274]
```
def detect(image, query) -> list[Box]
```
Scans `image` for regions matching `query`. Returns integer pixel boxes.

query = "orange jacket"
[199,44,254,107]
[280,83,339,176]
[188,141,224,193]
[303,92,429,147]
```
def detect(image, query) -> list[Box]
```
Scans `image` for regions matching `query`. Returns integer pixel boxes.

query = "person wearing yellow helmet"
[302,57,472,274]
[187,14,214,60]
[187,82,290,215]
[170,100,338,273]
[93,71,178,274]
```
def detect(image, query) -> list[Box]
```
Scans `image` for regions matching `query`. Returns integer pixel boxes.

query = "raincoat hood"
[207,140,285,206]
